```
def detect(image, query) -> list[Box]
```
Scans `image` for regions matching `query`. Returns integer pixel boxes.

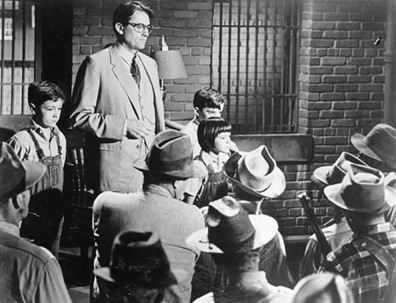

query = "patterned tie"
[131,55,141,86]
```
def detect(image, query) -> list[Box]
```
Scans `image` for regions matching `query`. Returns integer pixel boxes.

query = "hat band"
[148,154,192,173]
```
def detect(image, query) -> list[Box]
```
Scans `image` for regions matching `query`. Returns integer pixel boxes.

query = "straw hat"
[0,142,46,200]
[186,196,278,254]
[224,145,286,199]
[134,130,206,179]
[324,163,395,214]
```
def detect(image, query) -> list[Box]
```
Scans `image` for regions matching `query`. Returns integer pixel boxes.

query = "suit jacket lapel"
[109,46,142,119]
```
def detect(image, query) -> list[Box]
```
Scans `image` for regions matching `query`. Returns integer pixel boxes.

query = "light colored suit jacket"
[70,45,165,193]
[92,185,205,302]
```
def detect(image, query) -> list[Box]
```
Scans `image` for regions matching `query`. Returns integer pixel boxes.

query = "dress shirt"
[0,221,72,303]
[182,118,200,157]
[319,222,396,303]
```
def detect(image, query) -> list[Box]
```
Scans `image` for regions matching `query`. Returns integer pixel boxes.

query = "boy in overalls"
[8,80,66,258]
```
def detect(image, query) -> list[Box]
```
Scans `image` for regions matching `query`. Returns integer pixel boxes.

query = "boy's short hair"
[197,117,231,152]
[28,80,65,107]
[193,87,225,110]
[113,1,154,38]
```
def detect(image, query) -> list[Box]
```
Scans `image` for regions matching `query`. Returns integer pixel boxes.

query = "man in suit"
[70,1,164,193]
[92,130,207,302]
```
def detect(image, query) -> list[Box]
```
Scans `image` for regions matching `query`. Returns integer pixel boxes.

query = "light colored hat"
[293,273,354,303]
[134,130,207,179]
[312,152,368,187]
[94,230,178,287]
[324,163,395,214]
[0,142,46,200]
[351,123,396,170]
[224,145,286,199]
[186,196,278,254]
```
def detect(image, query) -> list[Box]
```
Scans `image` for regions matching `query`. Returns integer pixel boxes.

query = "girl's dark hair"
[28,80,65,107]
[197,117,232,152]
[113,1,154,37]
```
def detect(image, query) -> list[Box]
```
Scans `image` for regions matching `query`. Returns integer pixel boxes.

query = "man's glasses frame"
[128,22,154,34]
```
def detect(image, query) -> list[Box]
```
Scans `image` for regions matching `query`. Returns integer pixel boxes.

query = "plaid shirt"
[319,222,396,303]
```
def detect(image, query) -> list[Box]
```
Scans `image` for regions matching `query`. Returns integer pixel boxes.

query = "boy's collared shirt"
[7,119,66,165]
[182,118,200,157]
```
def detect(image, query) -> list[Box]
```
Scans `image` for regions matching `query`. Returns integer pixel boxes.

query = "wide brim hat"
[94,230,179,287]
[224,146,286,199]
[0,142,47,200]
[312,152,368,188]
[351,123,396,170]
[186,196,278,254]
[134,130,207,179]
[324,163,395,214]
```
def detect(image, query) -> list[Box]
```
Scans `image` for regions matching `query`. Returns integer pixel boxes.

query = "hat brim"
[228,167,286,199]
[324,183,395,214]
[134,159,207,179]
[94,267,180,287]
[22,161,47,191]
[351,133,382,162]
[186,214,278,254]
[312,166,331,187]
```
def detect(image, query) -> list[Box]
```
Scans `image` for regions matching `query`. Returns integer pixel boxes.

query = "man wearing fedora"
[187,196,294,303]
[94,230,183,302]
[223,145,294,287]
[92,130,207,302]
[0,142,72,303]
[320,163,396,303]
[351,123,396,227]
[299,152,368,279]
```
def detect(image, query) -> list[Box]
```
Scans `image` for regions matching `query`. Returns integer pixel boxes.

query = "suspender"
[26,128,62,160]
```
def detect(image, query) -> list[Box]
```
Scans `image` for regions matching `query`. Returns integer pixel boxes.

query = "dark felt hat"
[134,130,206,179]
[351,123,396,170]
[324,163,396,214]
[94,230,178,287]
[186,196,278,254]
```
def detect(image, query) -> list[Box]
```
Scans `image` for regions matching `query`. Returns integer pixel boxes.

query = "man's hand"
[126,119,152,139]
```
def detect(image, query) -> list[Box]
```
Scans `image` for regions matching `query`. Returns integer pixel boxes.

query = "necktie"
[131,55,141,86]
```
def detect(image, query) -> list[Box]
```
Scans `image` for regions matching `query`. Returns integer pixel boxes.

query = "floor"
[60,242,306,303]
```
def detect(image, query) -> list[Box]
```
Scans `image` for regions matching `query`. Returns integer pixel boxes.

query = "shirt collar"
[116,42,138,65]
[29,119,58,139]
[354,221,393,237]
[200,150,229,167]
[0,221,20,237]
[227,271,270,291]
[145,184,173,199]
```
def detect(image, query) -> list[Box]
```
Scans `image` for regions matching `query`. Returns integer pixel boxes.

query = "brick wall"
[71,0,388,236]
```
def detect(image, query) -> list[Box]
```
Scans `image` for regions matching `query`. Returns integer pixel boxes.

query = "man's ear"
[194,107,200,117]
[114,22,124,36]
[29,103,36,115]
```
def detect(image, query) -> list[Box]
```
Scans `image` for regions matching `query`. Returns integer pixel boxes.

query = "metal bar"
[271,2,277,132]
[218,0,223,91]
[244,0,251,132]
[0,0,5,113]
[22,0,27,114]
[10,0,16,114]
[262,1,268,132]
[253,0,259,132]
[280,0,286,132]
[235,0,241,128]
[226,1,232,121]
[294,0,301,131]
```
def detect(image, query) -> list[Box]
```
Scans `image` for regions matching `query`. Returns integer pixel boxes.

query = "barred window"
[212,0,300,133]
[0,0,37,116]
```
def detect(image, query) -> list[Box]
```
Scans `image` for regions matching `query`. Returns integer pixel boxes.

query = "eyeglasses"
[128,22,154,34]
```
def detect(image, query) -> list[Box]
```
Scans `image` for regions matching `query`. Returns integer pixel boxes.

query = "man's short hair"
[193,87,225,110]
[113,1,154,34]
[28,80,65,107]
[197,117,231,153]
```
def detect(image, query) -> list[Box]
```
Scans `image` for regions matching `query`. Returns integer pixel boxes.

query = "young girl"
[188,117,238,208]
